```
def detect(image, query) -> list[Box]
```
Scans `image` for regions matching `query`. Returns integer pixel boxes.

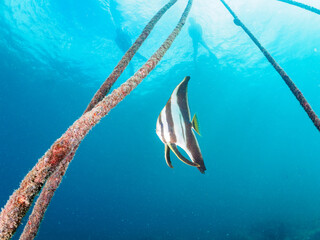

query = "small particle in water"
[314,48,318,52]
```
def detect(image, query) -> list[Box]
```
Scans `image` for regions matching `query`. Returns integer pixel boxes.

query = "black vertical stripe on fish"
[176,77,206,173]
[165,100,177,143]
[176,76,191,122]
[158,113,165,142]
[176,76,192,143]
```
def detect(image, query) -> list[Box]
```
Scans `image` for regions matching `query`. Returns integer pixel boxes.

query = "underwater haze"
[1,0,320,239]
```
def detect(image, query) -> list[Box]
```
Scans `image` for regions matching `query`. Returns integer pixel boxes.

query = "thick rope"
[19,1,178,239]
[84,0,178,113]
[220,0,320,132]
[0,0,192,239]
[277,0,320,15]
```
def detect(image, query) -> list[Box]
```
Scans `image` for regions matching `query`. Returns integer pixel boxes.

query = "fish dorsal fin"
[192,114,201,135]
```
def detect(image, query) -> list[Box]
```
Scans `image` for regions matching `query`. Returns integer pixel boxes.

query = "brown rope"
[278,0,320,15]
[19,1,178,239]
[0,0,193,239]
[220,0,320,132]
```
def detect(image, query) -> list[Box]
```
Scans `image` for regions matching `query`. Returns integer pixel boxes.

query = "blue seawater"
[1,0,320,239]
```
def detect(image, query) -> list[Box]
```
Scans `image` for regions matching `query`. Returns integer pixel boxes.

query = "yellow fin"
[192,114,201,135]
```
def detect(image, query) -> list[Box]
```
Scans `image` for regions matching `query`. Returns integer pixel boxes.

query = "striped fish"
[156,76,206,174]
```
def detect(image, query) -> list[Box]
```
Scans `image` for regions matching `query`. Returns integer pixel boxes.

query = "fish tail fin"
[198,165,206,174]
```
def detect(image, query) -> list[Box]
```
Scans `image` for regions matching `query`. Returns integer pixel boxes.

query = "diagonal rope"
[220,0,320,132]
[19,1,178,239]
[0,0,193,239]
[277,0,320,15]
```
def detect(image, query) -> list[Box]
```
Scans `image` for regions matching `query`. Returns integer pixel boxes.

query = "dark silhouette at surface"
[188,17,217,63]
[110,0,147,75]
[115,26,148,62]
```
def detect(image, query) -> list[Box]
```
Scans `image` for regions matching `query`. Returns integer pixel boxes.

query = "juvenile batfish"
[156,76,206,173]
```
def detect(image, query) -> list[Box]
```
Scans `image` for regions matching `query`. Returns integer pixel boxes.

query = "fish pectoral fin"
[165,144,173,168]
[167,143,200,167]
[192,114,201,135]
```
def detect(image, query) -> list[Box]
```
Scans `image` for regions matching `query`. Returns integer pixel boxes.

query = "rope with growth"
[220,0,320,132]
[19,0,178,239]
[277,0,320,16]
[0,0,193,239]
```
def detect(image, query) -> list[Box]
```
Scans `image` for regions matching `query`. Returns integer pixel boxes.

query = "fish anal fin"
[192,114,201,135]
[165,144,173,168]
[168,143,200,167]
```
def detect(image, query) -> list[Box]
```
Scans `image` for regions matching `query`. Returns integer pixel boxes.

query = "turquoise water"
[1,0,320,239]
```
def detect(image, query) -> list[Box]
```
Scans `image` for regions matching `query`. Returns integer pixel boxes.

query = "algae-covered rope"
[220,0,320,132]
[84,0,178,112]
[0,0,193,239]
[19,1,178,239]
[277,0,320,16]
